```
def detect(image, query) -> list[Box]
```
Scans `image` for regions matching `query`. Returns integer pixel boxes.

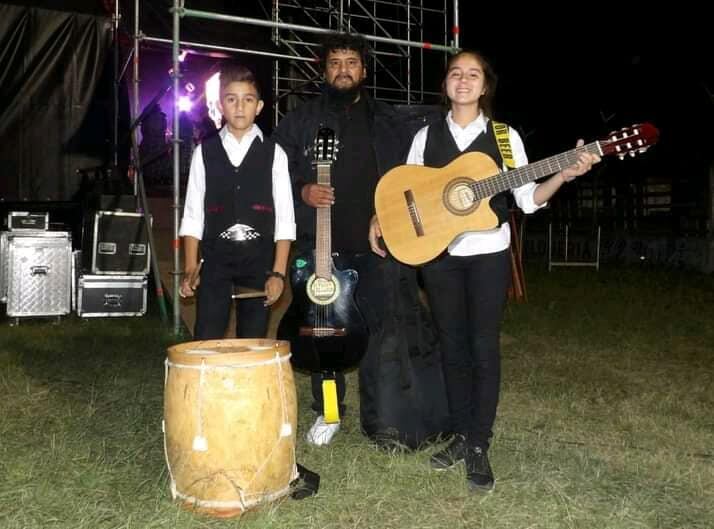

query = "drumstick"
[232,291,267,299]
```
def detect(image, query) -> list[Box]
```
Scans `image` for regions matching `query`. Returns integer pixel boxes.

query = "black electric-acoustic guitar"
[278,127,368,373]
[375,123,660,266]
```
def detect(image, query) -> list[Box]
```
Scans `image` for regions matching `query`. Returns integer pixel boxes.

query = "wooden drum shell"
[163,339,298,518]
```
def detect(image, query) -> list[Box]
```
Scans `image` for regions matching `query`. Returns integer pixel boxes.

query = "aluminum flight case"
[8,211,49,231]
[5,231,72,319]
[0,231,9,303]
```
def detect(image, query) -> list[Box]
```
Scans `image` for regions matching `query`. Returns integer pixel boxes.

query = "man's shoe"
[430,435,468,470]
[305,415,340,446]
[466,446,495,492]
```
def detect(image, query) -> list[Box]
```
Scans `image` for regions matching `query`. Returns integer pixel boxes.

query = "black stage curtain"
[0,3,111,200]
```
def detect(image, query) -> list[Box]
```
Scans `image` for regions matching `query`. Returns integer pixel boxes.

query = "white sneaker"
[306,415,340,446]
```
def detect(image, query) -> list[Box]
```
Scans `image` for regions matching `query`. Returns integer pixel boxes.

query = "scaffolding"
[269,0,456,124]
[122,1,460,333]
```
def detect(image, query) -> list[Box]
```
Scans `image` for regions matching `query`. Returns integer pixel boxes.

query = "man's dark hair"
[319,32,370,67]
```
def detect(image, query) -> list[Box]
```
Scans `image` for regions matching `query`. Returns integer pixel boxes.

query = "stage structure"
[268,0,458,123]
[126,1,461,334]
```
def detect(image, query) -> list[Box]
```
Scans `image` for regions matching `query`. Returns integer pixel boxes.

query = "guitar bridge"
[299,326,347,337]
[404,189,424,237]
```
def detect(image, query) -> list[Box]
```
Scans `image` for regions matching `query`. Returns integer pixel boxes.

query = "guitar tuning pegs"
[629,151,636,157]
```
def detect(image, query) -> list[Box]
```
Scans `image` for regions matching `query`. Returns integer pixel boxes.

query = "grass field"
[1,264,712,528]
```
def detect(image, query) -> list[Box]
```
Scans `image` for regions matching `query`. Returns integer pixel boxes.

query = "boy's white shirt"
[406,111,545,256]
[179,124,296,242]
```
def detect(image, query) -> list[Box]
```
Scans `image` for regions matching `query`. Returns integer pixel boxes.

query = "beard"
[325,76,364,107]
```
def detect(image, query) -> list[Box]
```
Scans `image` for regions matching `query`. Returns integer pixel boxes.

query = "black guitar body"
[278,252,368,373]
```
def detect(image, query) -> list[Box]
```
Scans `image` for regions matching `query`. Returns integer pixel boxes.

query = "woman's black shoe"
[465,446,495,492]
[430,435,468,470]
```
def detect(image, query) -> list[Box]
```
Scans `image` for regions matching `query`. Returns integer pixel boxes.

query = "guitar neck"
[315,162,332,278]
[472,141,602,198]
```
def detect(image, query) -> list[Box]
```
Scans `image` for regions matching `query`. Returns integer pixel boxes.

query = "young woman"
[372,50,600,492]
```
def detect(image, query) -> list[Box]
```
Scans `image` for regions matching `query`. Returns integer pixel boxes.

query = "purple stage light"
[177,96,193,112]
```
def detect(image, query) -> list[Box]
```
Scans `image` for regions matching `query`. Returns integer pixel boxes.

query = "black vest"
[424,119,510,226]
[202,133,276,241]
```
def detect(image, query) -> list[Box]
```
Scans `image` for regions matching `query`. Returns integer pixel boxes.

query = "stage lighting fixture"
[177,96,193,112]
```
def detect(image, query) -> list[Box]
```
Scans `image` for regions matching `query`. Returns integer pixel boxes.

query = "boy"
[179,63,295,339]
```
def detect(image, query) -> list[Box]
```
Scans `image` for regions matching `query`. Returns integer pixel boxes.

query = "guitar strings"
[467,143,599,202]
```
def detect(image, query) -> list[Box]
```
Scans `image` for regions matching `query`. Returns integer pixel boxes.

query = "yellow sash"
[492,121,516,170]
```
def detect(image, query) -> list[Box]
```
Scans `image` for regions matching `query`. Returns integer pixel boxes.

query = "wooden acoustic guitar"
[375,123,660,266]
[278,127,368,373]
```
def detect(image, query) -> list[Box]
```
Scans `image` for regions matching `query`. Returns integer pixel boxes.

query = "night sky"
[455,9,713,180]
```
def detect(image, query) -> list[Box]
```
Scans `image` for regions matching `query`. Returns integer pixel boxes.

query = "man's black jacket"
[272,90,409,247]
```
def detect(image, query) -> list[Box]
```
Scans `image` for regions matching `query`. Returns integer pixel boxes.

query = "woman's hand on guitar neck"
[301,183,335,208]
[535,139,601,206]
[557,139,601,183]
[368,214,387,258]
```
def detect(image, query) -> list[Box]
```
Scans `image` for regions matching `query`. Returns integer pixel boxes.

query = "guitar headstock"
[312,127,338,166]
[600,123,660,159]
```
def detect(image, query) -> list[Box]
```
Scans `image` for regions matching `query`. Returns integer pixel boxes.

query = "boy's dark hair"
[220,63,261,99]
[319,32,370,68]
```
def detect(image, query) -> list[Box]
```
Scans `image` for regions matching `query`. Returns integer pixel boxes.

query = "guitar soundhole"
[306,274,340,305]
[443,177,479,216]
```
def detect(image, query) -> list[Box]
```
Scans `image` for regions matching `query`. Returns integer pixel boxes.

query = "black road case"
[76,274,148,317]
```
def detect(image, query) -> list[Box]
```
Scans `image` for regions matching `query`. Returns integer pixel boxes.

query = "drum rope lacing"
[162,358,178,500]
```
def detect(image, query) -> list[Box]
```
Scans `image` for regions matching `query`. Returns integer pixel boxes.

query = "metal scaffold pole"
[171,0,182,334]
[453,0,460,48]
[132,0,140,196]
[180,8,457,53]
[112,0,120,169]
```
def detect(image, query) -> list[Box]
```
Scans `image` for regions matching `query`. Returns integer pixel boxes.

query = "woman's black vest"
[201,133,275,242]
[423,119,510,226]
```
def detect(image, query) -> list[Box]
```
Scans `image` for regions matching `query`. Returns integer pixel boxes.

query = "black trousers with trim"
[420,249,511,450]
[194,240,273,340]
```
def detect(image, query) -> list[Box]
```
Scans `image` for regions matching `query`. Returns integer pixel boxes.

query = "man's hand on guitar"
[301,183,335,208]
[558,139,601,183]
[368,214,387,258]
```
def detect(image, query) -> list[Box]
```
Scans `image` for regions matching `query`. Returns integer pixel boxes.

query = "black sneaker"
[430,435,468,470]
[466,446,495,492]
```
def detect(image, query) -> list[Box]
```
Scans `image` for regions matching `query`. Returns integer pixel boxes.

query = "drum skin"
[164,339,298,518]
